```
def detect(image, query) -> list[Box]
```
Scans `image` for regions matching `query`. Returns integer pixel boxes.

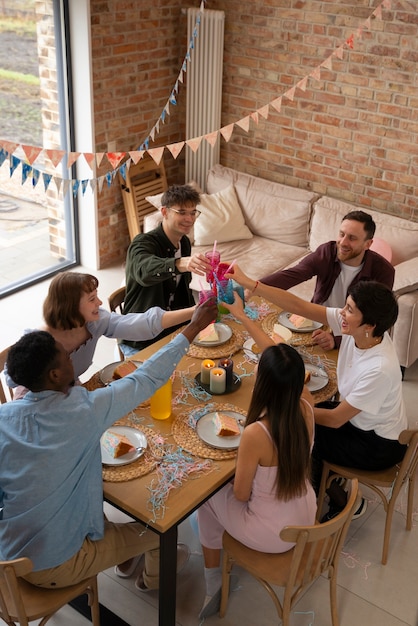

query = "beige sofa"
[144,164,418,369]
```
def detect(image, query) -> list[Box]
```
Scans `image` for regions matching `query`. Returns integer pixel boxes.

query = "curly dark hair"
[246,344,311,501]
[348,280,398,337]
[43,272,99,330]
[7,331,60,391]
[161,184,200,209]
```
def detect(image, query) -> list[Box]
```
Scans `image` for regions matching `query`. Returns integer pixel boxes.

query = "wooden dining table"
[101,301,338,626]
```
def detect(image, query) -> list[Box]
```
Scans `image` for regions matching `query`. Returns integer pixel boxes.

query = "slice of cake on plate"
[198,322,219,343]
[288,314,313,329]
[213,412,240,437]
[112,360,137,380]
[102,430,135,458]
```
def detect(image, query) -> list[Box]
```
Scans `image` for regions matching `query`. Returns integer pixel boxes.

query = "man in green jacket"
[121,184,212,355]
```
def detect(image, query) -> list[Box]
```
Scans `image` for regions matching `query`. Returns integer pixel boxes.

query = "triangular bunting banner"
[147,146,165,165]
[1,140,18,155]
[73,180,80,197]
[257,104,269,119]
[0,148,7,167]
[250,111,259,125]
[310,66,321,81]
[45,149,65,167]
[22,162,32,184]
[10,155,20,177]
[204,131,219,147]
[32,169,40,188]
[0,0,400,194]
[296,76,308,91]
[21,145,43,164]
[220,123,234,142]
[54,176,62,194]
[62,179,70,197]
[167,141,185,159]
[96,152,105,168]
[374,5,382,19]
[98,176,105,193]
[185,136,203,152]
[106,152,125,169]
[321,56,333,70]
[67,152,80,168]
[42,172,52,192]
[270,97,282,113]
[83,153,95,169]
[236,116,250,132]
[284,86,296,102]
[128,151,144,164]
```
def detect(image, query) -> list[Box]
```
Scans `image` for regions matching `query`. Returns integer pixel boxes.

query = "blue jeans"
[119,342,140,358]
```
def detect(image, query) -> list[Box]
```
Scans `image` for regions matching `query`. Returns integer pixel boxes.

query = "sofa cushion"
[194,185,253,246]
[310,197,418,266]
[206,164,318,247]
[393,258,418,296]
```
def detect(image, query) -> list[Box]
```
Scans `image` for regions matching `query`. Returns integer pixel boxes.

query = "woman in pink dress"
[197,342,316,619]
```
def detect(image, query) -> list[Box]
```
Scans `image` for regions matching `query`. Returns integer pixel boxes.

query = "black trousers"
[312,402,407,492]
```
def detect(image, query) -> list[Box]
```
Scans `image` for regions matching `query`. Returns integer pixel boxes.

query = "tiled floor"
[1,264,418,626]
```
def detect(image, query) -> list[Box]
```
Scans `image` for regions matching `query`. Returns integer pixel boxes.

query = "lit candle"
[218,358,233,389]
[201,359,215,385]
[210,367,226,394]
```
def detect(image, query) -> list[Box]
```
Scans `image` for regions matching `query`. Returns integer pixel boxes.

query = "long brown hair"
[43,272,99,330]
[246,344,311,501]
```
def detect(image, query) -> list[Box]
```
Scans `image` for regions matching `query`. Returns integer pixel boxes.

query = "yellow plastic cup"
[150,378,172,420]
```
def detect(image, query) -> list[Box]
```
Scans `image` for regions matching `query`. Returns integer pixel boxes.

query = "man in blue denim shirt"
[0,298,216,589]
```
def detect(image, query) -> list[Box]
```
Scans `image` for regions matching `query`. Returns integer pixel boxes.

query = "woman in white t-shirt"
[226,267,408,519]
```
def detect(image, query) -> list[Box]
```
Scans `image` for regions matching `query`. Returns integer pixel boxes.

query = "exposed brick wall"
[90,0,418,267]
[90,0,187,268]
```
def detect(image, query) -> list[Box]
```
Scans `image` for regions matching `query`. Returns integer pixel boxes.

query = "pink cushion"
[370,237,392,263]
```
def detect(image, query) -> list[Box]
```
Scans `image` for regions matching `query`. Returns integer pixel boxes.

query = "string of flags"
[0,0,404,197]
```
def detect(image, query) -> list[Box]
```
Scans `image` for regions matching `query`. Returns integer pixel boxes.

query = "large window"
[0,0,78,297]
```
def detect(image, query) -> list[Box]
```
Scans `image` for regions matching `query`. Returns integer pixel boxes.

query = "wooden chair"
[220,479,359,626]
[317,429,418,565]
[119,154,167,239]
[108,287,126,361]
[0,557,100,626]
[0,346,13,404]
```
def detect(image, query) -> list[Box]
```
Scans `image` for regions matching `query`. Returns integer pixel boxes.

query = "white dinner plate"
[278,311,323,333]
[192,323,233,347]
[305,364,329,392]
[99,360,141,385]
[243,338,261,362]
[100,426,147,466]
[196,411,244,449]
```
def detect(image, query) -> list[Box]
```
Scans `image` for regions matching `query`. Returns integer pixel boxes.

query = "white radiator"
[186,8,225,191]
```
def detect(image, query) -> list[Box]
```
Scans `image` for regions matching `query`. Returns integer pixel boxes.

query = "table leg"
[158,525,178,626]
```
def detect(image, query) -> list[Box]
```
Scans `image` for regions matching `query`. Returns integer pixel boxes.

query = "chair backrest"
[0,557,100,626]
[0,346,12,404]
[279,478,359,593]
[119,154,168,239]
[0,557,34,625]
[108,286,126,315]
[395,429,418,492]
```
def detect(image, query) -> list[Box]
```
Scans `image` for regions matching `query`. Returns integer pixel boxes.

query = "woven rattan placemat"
[312,367,338,404]
[102,419,164,482]
[187,328,245,359]
[261,312,317,347]
[172,402,247,460]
